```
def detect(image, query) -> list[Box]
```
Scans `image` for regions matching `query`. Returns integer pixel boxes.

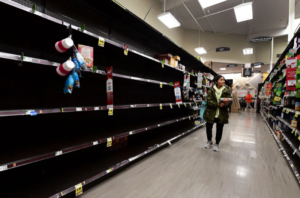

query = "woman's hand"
[220,103,225,107]
[224,98,229,105]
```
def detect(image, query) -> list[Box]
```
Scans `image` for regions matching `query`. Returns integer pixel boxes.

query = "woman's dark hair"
[213,75,224,85]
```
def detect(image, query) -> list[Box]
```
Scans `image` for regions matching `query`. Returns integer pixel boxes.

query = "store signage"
[216,47,230,52]
[174,81,183,104]
[250,37,272,43]
[252,62,264,66]
[106,66,113,110]
[226,64,238,67]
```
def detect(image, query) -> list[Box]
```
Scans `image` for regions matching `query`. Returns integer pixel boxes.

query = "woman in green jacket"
[204,75,231,152]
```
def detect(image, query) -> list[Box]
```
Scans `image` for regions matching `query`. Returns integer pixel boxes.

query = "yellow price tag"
[189,116,191,120]
[98,36,105,47]
[283,109,285,113]
[107,138,112,147]
[108,108,113,116]
[298,136,300,141]
[160,83,163,88]
[296,112,299,117]
[189,102,191,106]
[184,103,187,107]
[124,49,128,56]
[178,104,180,108]
[160,104,162,110]
[286,110,289,114]
[170,104,173,108]
[75,183,83,196]
[292,129,295,134]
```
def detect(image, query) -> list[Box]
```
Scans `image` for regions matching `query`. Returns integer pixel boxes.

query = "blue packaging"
[63,75,74,94]
[72,70,80,88]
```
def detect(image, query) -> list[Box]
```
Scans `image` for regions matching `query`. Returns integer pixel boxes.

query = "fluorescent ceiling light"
[243,48,253,55]
[234,2,253,23]
[194,47,207,54]
[220,68,226,70]
[198,0,227,9]
[157,12,181,29]
[254,65,261,68]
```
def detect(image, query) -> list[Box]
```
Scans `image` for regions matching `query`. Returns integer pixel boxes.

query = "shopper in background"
[244,91,252,110]
[204,75,231,152]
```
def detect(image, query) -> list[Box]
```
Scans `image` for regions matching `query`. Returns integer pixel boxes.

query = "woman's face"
[217,77,225,86]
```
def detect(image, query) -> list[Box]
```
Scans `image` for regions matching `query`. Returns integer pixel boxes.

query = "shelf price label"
[75,183,83,196]
[108,108,113,116]
[189,102,192,106]
[0,165,7,172]
[170,104,173,109]
[98,36,105,47]
[55,151,62,156]
[160,104,162,110]
[189,116,191,120]
[286,110,289,114]
[184,103,187,107]
[107,138,112,147]
[283,109,285,113]
[168,141,172,145]
[106,168,113,173]
[160,82,163,88]
[296,112,299,117]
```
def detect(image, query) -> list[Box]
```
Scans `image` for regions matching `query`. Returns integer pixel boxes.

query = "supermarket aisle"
[82,111,300,198]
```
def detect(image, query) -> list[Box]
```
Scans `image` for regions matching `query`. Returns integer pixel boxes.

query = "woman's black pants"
[206,118,224,144]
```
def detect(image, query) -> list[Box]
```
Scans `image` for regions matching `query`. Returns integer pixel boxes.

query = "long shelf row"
[276,116,300,136]
[0,114,198,172]
[0,102,198,118]
[261,112,300,184]
[0,0,208,77]
[276,126,300,158]
[48,123,206,198]
[0,51,174,87]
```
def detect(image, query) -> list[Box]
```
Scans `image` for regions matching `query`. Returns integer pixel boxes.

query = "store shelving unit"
[260,26,300,185]
[0,0,214,197]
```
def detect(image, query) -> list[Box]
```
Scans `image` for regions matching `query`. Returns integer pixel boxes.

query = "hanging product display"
[266,83,272,97]
[55,35,74,53]
[73,45,87,70]
[56,58,75,76]
[63,74,75,94]
[183,73,190,100]
[273,82,283,105]
[72,56,82,77]
[286,57,297,68]
[107,66,113,111]
[72,70,80,88]
[286,68,296,91]
[173,81,182,104]
[78,44,94,68]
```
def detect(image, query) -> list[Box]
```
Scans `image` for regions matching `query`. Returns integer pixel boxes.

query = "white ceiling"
[160,0,300,35]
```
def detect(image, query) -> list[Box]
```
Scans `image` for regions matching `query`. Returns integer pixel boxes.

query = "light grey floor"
[81,111,300,198]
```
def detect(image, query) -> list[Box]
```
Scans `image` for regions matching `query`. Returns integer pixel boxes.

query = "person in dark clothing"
[204,75,231,152]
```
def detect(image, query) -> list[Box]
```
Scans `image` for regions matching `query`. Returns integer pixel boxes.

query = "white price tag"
[93,141,98,145]
[168,141,172,145]
[56,151,62,156]
[293,150,297,155]
[94,107,99,110]
[0,165,7,172]
[158,124,161,127]
[147,104,150,107]
[76,108,82,111]
[145,128,148,130]
[52,62,60,66]
[129,131,133,135]
[34,11,43,16]
[106,168,112,173]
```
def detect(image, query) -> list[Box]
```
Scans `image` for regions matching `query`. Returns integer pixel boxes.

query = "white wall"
[116,0,287,66]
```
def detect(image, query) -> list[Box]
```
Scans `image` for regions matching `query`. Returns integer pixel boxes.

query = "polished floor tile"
[82,111,300,198]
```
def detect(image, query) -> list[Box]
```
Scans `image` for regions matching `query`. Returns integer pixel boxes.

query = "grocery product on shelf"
[56,58,75,77]
[78,44,94,68]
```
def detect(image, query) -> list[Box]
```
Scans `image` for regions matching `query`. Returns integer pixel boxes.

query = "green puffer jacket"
[204,86,232,124]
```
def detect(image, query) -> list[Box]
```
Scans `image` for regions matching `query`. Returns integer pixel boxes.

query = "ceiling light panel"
[194,47,207,55]
[220,68,226,70]
[157,12,181,29]
[198,0,227,9]
[254,65,261,68]
[243,48,253,55]
[234,2,253,23]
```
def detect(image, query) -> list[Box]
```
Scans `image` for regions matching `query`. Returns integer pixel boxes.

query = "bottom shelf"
[261,113,300,184]
[1,121,205,198]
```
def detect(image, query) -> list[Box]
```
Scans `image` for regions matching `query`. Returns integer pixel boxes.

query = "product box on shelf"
[286,57,297,68]
[297,55,300,74]
[173,56,180,61]
[286,68,297,90]
[158,54,172,65]
[78,44,94,68]
[276,130,283,141]
[291,120,298,128]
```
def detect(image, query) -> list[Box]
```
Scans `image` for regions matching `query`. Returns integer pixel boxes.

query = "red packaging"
[78,44,94,68]
[286,68,297,90]
[174,81,182,104]
[107,66,113,109]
